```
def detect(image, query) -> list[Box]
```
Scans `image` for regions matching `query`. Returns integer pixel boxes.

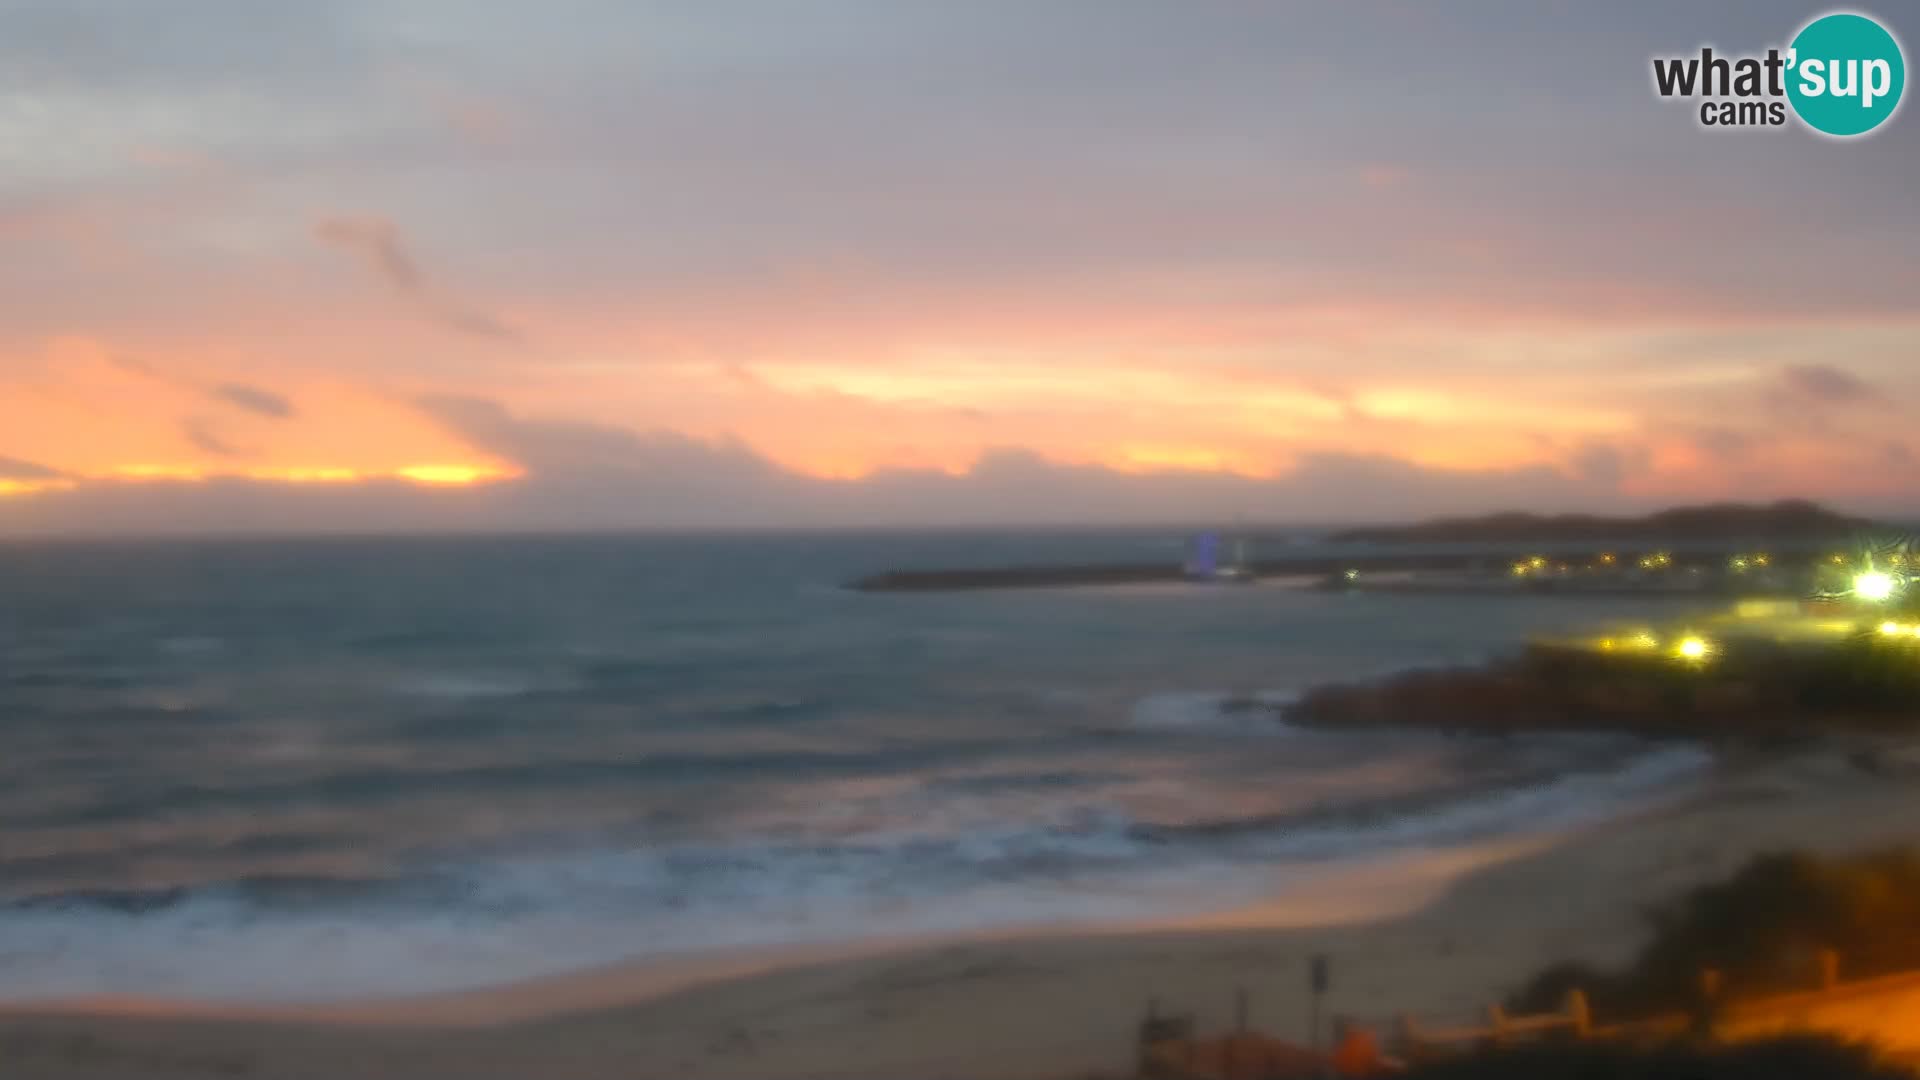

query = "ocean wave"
[1191,743,1711,859]
[0,741,1711,1002]
[388,671,556,700]
[1126,690,1299,734]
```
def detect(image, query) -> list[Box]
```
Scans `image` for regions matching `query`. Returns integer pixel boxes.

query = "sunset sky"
[3,1,1918,533]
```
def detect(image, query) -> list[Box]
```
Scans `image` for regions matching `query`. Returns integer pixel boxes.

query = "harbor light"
[1881,621,1904,637]
[1344,568,1360,581]
[1674,635,1711,661]
[1854,571,1897,603]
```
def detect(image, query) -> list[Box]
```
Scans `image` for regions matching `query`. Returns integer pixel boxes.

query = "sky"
[3,0,1918,534]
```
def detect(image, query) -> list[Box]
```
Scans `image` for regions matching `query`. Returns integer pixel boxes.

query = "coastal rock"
[1282,642,1920,738]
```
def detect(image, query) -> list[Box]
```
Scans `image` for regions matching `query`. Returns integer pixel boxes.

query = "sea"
[0,530,1723,1004]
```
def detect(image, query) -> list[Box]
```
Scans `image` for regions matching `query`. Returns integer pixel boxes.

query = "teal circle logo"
[1787,12,1905,136]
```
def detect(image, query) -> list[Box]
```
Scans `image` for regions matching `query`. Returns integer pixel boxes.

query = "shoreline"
[9,741,1920,1078]
[0,734,1720,1025]
[0,831,1579,1030]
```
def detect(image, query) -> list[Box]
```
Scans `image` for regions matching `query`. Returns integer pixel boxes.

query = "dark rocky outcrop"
[1282,638,1920,739]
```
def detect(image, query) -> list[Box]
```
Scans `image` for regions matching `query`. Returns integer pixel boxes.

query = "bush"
[1509,848,1920,1019]
[1401,1035,1912,1080]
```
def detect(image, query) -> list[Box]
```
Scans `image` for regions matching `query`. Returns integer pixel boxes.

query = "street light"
[1854,571,1897,603]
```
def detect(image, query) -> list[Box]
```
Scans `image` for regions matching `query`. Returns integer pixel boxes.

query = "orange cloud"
[0,338,517,489]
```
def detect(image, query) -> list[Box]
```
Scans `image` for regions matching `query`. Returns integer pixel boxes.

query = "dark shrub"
[1510,849,1920,1019]
[1402,1034,1911,1080]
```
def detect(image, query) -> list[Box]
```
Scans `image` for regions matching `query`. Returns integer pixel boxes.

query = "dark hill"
[1327,500,1873,545]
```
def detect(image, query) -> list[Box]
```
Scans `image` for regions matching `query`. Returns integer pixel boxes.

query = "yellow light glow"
[0,478,77,497]
[1597,638,1616,652]
[1631,632,1659,650]
[1344,569,1360,581]
[1880,622,1904,637]
[1528,555,1547,570]
[1675,636,1711,661]
[111,464,206,481]
[396,464,510,486]
[1599,553,1615,565]
[245,467,364,484]
[1854,571,1897,603]
[1116,445,1261,474]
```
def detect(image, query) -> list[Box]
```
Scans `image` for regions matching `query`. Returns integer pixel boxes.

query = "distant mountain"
[1326,500,1874,544]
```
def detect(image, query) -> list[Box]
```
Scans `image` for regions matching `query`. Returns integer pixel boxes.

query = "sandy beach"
[5,740,1920,1080]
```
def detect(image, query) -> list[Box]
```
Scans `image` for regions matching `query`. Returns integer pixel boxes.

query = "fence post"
[1696,968,1723,1035]
[1136,998,1154,1078]
[1565,988,1591,1039]
[1818,949,1840,990]
[1486,1004,1509,1047]
[1394,1013,1419,1061]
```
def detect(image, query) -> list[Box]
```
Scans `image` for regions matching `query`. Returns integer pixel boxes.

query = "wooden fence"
[1137,947,1920,1079]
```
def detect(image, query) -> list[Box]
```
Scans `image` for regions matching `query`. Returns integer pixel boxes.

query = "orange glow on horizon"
[1114,445,1275,475]
[395,464,517,487]
[0,478,78,498]
[248,467,363,484]
[0,464,519,495]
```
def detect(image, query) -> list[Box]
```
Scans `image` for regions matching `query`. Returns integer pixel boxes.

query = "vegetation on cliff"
[1282,636,1920,737]
[1507,849,1920,1023]
[1401,1034,1912,1080]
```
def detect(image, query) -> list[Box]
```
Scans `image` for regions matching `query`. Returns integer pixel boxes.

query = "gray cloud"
[314,216,522,342]
[8,1,1918,327]
[417,396,777,483]
[407,396,1633,529]
[315,216,421,291]
[213,382,296,419]
[1778,364,1874,404]
[1566,442,1643,488]
[182,419,243,458]
[1689,427,1753,464]
[0,456,63,479]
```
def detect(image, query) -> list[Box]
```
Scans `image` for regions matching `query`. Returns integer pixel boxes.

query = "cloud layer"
[2,3,1918,533]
